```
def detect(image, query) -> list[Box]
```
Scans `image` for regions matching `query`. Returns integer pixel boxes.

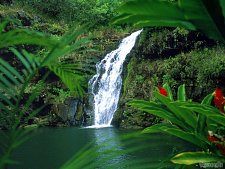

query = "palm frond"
[0,28,59,49]
[42,26,90,65]
[0,21,92,168]
[10,48,40,76]
[48,62,87,96]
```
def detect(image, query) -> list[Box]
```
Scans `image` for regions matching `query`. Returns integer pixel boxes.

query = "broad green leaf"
[171,152,225,165]
[155,92,197,130]
[113,13,195,29]
[112,0,195,30]
[163,83,174,101]
[0,20,8,33]
[196,93,214,137]
[180,0,225,42]
[201,93,213,105]
[196,113,207,137]
[180,102,225,128]
[113,0,225,42]
[220,0,225,17]
[177,84,186,101]
[128,100,185,128]
[143,124,208,148]
[208,115,225,127]
[180,102,221,116]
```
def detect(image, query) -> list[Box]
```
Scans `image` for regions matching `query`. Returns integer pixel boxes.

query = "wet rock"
[52,97,84,126]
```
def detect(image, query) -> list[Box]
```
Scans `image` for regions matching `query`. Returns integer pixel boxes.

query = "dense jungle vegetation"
[0,0,225,169]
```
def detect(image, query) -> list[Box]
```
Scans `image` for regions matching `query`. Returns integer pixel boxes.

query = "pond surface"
[10,127,196,169]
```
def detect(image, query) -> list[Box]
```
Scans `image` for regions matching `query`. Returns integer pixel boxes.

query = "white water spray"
[89,30,142,127]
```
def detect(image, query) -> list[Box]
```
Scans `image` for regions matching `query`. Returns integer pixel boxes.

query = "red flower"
[216,144,225,155]
[213,88,225,113]
[159,87,168,96]
[208,131,219,142]
[208,134,220,142]
[208,131,225,156]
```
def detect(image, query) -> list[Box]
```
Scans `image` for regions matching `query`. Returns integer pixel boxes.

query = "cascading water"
[89,30,142,127]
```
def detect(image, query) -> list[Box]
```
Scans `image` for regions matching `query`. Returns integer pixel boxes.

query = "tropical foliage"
[129,84,225,166]
[114,1,225,165]
[15,0,125,25]
[112,0,225,42]
[0,21,90,168]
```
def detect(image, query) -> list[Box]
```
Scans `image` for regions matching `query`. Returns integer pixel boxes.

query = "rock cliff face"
[112,28,225,129]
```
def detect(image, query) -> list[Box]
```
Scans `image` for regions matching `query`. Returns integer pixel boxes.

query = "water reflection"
[93,127,130,169]
[92,127,197,169]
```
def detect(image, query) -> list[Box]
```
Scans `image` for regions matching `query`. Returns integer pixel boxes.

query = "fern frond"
[48,62,86,96]
[10,48,40,75]
[0,23,92,168]
[43,26,90,65]
[0,29,59,49]
[0,58,24,83]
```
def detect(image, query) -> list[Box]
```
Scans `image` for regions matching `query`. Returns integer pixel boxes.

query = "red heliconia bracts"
[159,87,168,96]
[208,131,225,156]
[213,88,225,113]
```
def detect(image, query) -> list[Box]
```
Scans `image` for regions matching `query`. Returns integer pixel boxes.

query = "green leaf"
[0,92,15,108]
[0,20,8,33]
[0,65,20,85]
[22,50,40,69]
[208,115,225,127]
[163,83,174,101]
[0,29,59,49]
[43,26,90,65]
[128,100,185,128]
[0,58,24,83]
[196,93,214,137]
[201,93,213,105]
[171,152,225,165]
[181,102,221,117]
[177,84,186,101]
[113,0,225,42]
[0,82,17,101]
[155,92,197,130]
[0,74,16,93]
[143,124,208,148]
[196,113,207,137]
[0,102,11,113]
[112,0,195,29]
[180,102,225,129]
[179,0,225,41]
[10,48,32,74]
[48,63,86,96]
[220,0,225,17]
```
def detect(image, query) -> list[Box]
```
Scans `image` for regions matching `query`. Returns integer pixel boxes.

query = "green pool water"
[9,127,196,169]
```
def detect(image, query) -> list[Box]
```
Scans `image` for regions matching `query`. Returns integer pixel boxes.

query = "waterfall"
[89,30,142,127]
